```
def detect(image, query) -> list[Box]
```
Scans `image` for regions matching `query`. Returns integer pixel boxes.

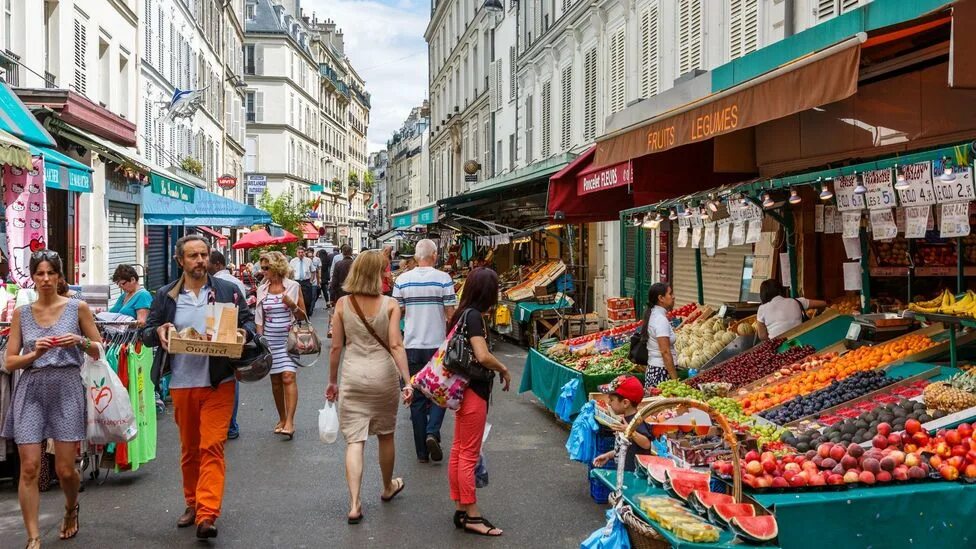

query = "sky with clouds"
[301,0,430,153]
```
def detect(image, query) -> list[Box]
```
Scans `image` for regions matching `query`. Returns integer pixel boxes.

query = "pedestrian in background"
[447,267,511,537]
[328,245,354,338]
[208,251,248,440]
[4,250,103,548]
[381,245,394,296]
[393,239,456,463]
[306,247,321,311]
[289,246,316,317]
[142,234,256,540]
[110,263,153,326]
[325,250,413,524]
[256,251,306,440]
[317,247,332,308]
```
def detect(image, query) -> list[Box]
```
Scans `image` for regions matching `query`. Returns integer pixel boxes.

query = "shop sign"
[841,211,861,239]
[576,162,632,195]
[932,160,975,204]
[904,206,929,239]
[869,209,898,240]
[246,174,267,195]
[834,174,865,211]
[896,162,936,206]
[939,201,971,238]
[217,174,237,190]
[863,169,896,210]
[392,205,438,229]
[105,169,143,205]
[150,173,194,202]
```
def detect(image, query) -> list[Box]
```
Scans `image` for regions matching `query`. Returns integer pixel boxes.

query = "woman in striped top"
[256,252,307,440]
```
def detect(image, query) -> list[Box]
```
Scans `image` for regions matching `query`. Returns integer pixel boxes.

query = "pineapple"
[924,372,976,413]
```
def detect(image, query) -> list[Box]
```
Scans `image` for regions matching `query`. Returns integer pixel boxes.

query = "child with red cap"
[592,375,653,471]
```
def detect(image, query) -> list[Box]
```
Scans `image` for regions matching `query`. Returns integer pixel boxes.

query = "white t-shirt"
[645,305,677,367]
[757,295,810,339]
[214,270,248,298]
[392,266,458,349]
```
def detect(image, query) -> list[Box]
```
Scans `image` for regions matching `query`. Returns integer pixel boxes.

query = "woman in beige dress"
[325,250,413,524]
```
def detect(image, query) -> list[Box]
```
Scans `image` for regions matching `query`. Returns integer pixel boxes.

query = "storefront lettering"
[646,126,676,152]
[577,162,632,195]
[691,104,739,141]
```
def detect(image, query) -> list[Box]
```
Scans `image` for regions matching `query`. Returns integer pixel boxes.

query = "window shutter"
[678,0,702,75]
[73,17,87,95]
[495,60,504,111]
[729,0,743,60]
[487,59,498,111]
[639,4,659,98]
[144,99,153,156]
[525,94,533,163]
[817,0,837,21]
[541,81,551,158]
[729,0,759,60]
[583,48,597,141]
[509,46,516,101]
[483,118,491,176]
[560,65,572,150]
[840,0,860,11]
[144,0,153,64]
[255,45,264,76]
[608,28,626,114]
[255,91,264,122]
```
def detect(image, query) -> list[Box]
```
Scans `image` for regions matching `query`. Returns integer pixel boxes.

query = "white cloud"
[301,0,429,152]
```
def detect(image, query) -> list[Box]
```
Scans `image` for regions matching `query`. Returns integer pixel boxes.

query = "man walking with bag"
[289,247,316,318]
[142,235,256,540]
[392,239,456,462]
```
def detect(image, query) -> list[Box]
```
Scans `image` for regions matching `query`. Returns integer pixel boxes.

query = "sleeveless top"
[20,299,85,368]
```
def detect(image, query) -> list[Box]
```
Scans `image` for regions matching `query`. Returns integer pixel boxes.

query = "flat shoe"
[347,509,364,524]
[381,478,405,502]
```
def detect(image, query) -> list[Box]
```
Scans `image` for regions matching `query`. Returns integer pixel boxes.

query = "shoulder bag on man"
[628,307,652,366]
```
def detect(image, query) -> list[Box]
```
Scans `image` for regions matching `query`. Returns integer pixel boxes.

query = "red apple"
[827,474,845,485]
[876,471,892,483]
[809,474,827,486]
[893,466,909,481]
[771,476,789,488]
[888,433,902,448]
[905,418,922,435]
[877,422,892,437]
[789,474,808,487]
[818,443,833,459]
[755,476,772,488]
[946,430,962,446]
[912,432,930,447]
[745,450,760,462]
[782,470,796,483]
[952,445,969,458]
[948,456,965,471]
[784,463,800,473]
[763,459,778,474]
[960,423,974,439]
[761,451,775,463]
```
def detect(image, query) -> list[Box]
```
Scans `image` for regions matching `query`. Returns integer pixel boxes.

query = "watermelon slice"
[687,490,735,516]
[637,455,675,486]
[707,502,756,529]
[667,474,710,501]
[730,515,779,543]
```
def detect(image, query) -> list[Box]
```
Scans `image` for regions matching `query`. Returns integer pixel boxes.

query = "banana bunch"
[908,289,956,314]
[941,291,976,315]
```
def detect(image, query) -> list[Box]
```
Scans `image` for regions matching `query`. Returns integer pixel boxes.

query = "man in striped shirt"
[393,239,456,463]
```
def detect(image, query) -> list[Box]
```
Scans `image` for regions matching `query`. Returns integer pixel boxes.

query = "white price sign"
[932,161,975,204]
[744,202,763,221]
[691,225,703,248]
[835,174,866,211]
[717,221,730,249]
[833,208,843,234]
[677,227,689,247]
[939,201,972,238]
[690,214,704,229]
[863,169,897,210]
[842,211,861,239]
[896,162,937,206]
[745,219,762,244]
[731,222,745,246]
[904,206,929,239]
[678,215,690,229]
[815,204,825,233]
[869,209,898,240]
[895,207,906,233]
[824,206,837,233]
[703,222,716,250]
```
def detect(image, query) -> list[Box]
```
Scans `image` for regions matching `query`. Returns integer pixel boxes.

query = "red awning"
[196,226,224,239]
[300,222,319,240]
[547,147,636,223]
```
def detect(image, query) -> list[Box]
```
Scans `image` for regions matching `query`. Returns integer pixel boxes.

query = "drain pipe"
[784,0,795,38]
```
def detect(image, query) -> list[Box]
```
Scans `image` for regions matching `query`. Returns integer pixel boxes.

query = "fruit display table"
[590,469,781,549]
[519,349,620,416]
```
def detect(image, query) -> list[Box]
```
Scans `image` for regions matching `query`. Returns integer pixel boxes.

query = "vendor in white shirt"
[755,279,827,341]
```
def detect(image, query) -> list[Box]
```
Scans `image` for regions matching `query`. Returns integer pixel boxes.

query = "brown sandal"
[59,503,80,539]
[25,538,41,549]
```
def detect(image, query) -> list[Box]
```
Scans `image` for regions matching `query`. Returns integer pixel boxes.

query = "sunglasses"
[32,250,60,261]
[260,266,270,271]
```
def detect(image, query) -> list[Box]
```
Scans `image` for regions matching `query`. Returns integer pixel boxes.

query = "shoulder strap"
[349,295,393,356]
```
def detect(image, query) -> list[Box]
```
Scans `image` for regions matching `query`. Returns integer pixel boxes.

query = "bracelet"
[83,337,91,351]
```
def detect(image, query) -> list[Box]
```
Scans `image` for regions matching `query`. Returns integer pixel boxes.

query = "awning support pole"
[860,228,871,315]
[694,247,704,305]
[957,237,964,294]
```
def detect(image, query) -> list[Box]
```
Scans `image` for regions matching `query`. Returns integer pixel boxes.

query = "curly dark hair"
[112,264,139,283]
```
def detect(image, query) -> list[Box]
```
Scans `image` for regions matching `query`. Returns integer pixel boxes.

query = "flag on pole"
[166,87,207,120]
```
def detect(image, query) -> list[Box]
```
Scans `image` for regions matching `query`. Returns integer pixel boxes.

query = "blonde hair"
[342,250,384,296]
[259,251,289,279]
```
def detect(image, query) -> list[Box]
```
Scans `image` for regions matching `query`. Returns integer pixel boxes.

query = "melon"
[687,490,735,516]
[708,502,756,529]
[667,474,710,501]
[730,515,779,543]
[637,455,674,486]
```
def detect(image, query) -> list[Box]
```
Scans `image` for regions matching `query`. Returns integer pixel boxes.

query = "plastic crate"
[595,434,616,454]
[589,474,612,504]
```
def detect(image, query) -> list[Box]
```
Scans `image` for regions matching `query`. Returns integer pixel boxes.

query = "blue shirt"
[169,285,231,389]
[109,288,153,319]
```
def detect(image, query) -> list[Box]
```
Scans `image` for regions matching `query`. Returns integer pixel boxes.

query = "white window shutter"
[729,0,743,60]
[560,65,572,150]
[541,81,551,158]
[495,60,504,111]
[73,18,87,95]
[608,28,626,114]
[583,48,597,141]
[678,0,702,75]
[509,46,516,101]
[743,0,759,55]
[488,59,498,111]
[256,45,264,76]
[144,0,153,64]
[255,91,264,122]
[640,4,659,98]
[817,0,837,21]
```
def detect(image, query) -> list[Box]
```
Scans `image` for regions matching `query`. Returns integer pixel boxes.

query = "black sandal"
[463,515,503,537]
[347,511,364,525]
[380,478,404,502]
[60,503,80,540]
[453,510,467,529]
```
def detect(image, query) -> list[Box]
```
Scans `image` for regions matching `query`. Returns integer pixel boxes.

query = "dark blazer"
[329,256,354,301]
[142,274,256,389]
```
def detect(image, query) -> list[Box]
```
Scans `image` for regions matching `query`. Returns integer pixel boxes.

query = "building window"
[560,65,572,150]
[678,0,703,75]
[639,4,660,99]
[608,28,626,114]
[244,44,255,75]
[541,81,551,158]
[582,48,597,141]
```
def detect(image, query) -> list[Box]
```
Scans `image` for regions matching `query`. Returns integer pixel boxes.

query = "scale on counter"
[847,313,916,345]
[719,301,760,319]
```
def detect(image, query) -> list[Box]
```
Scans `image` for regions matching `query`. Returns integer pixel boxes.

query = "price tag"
[895,207,906,233]
[904,206,929,239]
[843,237,862,260]
[863,169,897,210]
[691,225,702,248]
[731,222,745,246]
[932,161,975,204]
[835,174,866,211]
[717,220,730,249]
[678,215,690,229]
[842,211,861,239]
[704,222,716,248]
[846,322,862,341]
[843,261,862,291]
[746,219,762,244]
[717,305,728,318]
[834,208,843,234]
[677,227,689,247]
[824,206,836,233]
[691,214,704,229]
[896,162,937,206]
[744,202,763,221]
[780,252,791,287]
[939,201,972,238]
[815,204,825,233]
[869,209,898,240]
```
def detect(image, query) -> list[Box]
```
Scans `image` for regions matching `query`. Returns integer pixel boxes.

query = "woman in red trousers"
[447,268,511,537]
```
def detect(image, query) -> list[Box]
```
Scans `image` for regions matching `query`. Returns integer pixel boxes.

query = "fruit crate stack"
[567,313,600,336]
[606,297,637,328]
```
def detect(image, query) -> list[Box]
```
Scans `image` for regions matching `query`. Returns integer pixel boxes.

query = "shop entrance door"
[46,188,74,284]
[107,201,138,300]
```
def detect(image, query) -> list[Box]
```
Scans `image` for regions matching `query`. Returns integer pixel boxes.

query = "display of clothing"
[104,338,157,471]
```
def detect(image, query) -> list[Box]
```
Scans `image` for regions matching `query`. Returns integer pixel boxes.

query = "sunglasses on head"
[32,250,60,261]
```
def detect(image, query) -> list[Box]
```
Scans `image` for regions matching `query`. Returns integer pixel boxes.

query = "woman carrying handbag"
[325,250,414,524]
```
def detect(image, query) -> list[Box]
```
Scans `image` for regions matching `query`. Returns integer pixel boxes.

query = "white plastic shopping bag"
[81,344,138,444]
[318,401,339,443]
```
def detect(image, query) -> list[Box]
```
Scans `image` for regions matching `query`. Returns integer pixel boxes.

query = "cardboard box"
[607,297,635,310]
[568,313,600,334]
[168,327,246,358]
[608,307,636,321]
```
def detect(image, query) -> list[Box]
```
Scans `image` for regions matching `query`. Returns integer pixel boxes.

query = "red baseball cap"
[599,375,645,404]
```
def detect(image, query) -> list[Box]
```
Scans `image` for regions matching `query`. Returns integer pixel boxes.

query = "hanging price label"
[690,214,704,229]
[678,215,690,229]
[939,201,972,238]
[869,209,898,240]
[835,174,866,211]
[842,211,861,239]
[745,219,762,244]
[717,220,730,249]
[896,162,937,206]
[932,161,975,204]
[904,206,929,239]
[731,222,745,246]
[895,207,906,233]
[691,225,702,248]
[744,202,763,221]
[863,169,897,210]
[833,208,843,234]
[815,204,825,233]
[677,227,689,247]
[703,222,716,251]
[824,206,837,233]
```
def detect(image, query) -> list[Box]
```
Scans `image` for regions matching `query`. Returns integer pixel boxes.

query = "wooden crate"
[168,327,246,358]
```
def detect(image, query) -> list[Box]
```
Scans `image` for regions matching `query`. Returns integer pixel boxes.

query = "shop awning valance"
[391,202,439,228]
[0,128,33,169]
[439,153,576,211]
[0,82,56,148]
[30,145,93,193]
[300,222,320,239]
[547,147,637,223]
[142,187,271,227]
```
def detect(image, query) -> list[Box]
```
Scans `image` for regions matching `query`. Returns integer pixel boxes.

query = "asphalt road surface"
[0,305,604,548]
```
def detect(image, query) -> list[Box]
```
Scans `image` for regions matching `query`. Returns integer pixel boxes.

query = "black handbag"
[628,308,652,366]
[444,309,494,382]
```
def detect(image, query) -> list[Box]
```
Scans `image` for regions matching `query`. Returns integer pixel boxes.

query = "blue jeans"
[407,348,445,459]
[228,380,240,436]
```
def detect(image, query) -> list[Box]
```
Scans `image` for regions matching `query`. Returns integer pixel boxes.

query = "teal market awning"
[0,82,56,147]
[391,202,438,229]
[29,145,93,193]
[142,186,272,227]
